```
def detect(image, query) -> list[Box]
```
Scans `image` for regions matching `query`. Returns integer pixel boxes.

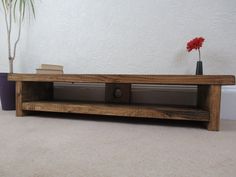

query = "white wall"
[1,0,236,74]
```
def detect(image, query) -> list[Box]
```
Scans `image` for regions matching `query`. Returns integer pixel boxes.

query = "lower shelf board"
[22,101,209,121]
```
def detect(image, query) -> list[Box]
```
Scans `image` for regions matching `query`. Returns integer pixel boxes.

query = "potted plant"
[0,0,35,110]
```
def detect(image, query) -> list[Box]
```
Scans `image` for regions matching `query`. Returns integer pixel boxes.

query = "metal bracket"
[105,83,131,104]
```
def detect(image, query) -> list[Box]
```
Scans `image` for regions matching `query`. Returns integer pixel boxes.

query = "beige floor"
[0,110,236,177]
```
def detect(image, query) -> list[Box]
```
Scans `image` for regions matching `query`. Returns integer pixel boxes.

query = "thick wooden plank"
[22,101,209,121]
[207,86,221,131]
[8,74,235,85]
[16,81,25,117]
[10,73,235,130]
[197,85,221,131]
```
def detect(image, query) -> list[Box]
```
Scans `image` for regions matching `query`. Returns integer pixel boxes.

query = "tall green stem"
[198,49,201,62]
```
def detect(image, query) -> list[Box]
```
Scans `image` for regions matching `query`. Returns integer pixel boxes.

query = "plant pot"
[0,73,16,110]
[196,61,203,75]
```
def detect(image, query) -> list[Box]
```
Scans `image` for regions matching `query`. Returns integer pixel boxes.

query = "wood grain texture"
[8,74,235,85]
[22,101,209,121]
[197,85,221,131]
[16,81,25,117]
[10,74,235,130]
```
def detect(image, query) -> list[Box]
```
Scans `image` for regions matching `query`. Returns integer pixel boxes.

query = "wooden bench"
[8,74,235,131]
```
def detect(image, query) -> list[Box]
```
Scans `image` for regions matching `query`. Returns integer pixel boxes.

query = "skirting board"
[54,83,236,120]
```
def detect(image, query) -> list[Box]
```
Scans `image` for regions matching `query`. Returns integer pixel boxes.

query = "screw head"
[113,88,122,98]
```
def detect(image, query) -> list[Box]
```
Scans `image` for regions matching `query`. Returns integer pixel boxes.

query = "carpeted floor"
[0,110,236,177]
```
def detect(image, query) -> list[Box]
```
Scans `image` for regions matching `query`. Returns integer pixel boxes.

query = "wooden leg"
[197,85,221,131]
[16,81,26,117]
[207,86,221,131]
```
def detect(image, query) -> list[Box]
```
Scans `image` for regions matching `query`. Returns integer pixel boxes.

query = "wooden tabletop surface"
[8,73,235,85]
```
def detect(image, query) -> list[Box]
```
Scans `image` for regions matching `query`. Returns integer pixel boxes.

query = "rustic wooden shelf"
[22,101,209,121]
[8,74,235,131]
[8,74,235,85]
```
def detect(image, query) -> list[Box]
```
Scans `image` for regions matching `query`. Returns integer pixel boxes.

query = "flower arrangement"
[187,37,205,61]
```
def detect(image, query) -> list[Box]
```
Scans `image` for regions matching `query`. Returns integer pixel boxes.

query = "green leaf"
[13,0,18,21]
[22,0,26,20]
[2,0,8,11]
[11,0,36,22]
[29,0,35,18]
[19,0,23,14]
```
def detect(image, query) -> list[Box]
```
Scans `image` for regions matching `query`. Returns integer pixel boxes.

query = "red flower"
[187,37,205,52]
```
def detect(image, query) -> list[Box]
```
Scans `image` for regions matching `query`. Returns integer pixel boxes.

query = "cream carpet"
[0,110,236,177]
